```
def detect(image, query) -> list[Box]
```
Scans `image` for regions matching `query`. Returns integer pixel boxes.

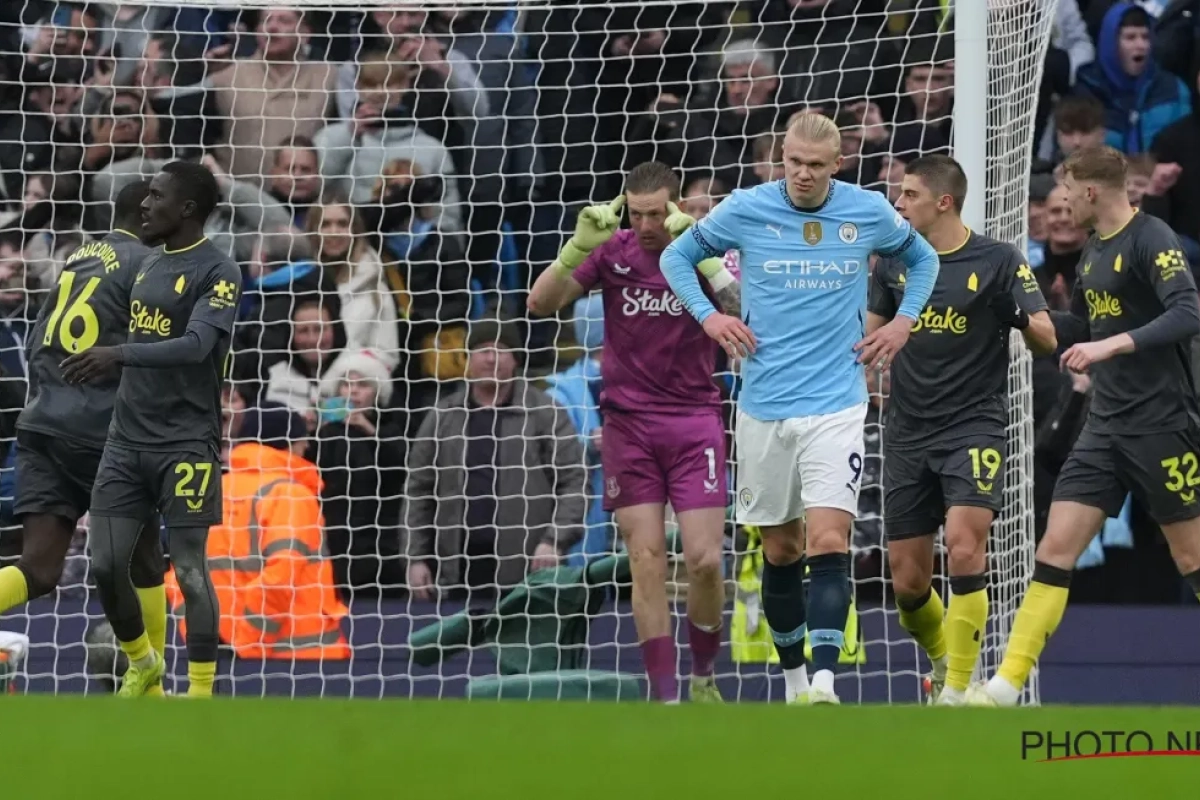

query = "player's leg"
[0,432,89,612]
[937,440,1005,704]
[796,403,869,704]
[130,515,167,660]
[882,445,947,698]
[734,411,809,703]
[614,504,675,702]
[666,411,730,702]
[158,447,223,697]
[971,431,1119,706]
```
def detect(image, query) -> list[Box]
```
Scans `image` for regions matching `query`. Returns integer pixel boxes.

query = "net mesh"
[0,0,1055,702]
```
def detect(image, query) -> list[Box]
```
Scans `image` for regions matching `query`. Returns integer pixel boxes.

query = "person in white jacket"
[305,195,400,370]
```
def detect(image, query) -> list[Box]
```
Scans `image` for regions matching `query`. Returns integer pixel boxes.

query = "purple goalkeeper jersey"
[573,230,721,413]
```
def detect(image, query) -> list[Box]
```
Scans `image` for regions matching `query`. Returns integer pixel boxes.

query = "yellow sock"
[187,661,217,697]
[136,585,168,658]
[997,572,1070,692]
[0,566,28,614]
[120,632,153,665]
[897,587,947,661]
[944,581,989,691]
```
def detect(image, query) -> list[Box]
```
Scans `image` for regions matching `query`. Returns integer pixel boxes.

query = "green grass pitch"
[6,698,1198,798]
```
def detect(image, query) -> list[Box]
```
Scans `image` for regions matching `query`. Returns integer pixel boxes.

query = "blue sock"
[806,552,850,674]
[761,557,807,670]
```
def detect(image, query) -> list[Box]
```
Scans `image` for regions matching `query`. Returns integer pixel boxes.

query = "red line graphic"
[1041,750,1200,763]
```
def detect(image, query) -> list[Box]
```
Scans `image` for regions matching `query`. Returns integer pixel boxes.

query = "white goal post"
[0,0,1057,703]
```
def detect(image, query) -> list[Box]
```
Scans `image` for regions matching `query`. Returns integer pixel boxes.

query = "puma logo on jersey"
[765,224,782,239]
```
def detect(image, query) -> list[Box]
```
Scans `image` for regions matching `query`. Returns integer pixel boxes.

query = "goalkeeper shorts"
[734,403,867,526]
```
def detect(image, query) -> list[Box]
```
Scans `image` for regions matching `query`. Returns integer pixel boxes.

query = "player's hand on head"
[663,201,697,240]
[702,312,756,361]
[573,196,625,250]
[854,316,913,369]
[60,346,122,385]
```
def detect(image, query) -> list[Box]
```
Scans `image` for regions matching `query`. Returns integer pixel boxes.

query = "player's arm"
[866,261,897,335]
[996,252,1056,355]
[1063,227,1200,372]
[1051,278,1090,348]
[660,195,755,359]
[855,197,939,366]
[526,197,624,317]
[662,203,741,316]
[123,262,242,367]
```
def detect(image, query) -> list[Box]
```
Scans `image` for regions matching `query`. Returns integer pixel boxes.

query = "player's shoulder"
[720,181,782,217]
[963,232,1022,270]
[831,181,891,217]
[1130,210,1181,249]
[194,241,241,281]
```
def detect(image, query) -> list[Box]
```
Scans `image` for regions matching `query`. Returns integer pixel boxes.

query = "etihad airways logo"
[621,288,683,317]
[129,300,172,337]
[764,259,862,291]
[911,306,967,334]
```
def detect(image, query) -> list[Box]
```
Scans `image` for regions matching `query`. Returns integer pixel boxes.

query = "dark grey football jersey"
[1069,212,1200,434]
[18,230,151,447]
[870,231,1048,443]
[108,239,241,450]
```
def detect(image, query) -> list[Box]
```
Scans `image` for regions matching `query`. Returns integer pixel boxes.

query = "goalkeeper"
[527,162,737,703]
[869,155,1055,705]
[0,183,167,691]
[661,113,939,704]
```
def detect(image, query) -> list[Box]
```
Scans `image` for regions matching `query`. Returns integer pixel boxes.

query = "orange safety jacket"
[167,443,350,660]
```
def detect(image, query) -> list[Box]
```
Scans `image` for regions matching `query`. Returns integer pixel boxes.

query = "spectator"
[1053,0,1098,82]
[751,130,786,185]
[22,2,100,65]
[207,8,337,185]
[314,51,462,228]
[268,136,324,229]
[1075,3,1191,155]
[264,293,347,422]
[680,175,729,220]
[305,195,399,366]
[1040,182,1090,309]
[371,159,471,420]
[1126,152,1157,206]
[405,321,586,599]
[0,58,87,202]
[1053,95,1109,165]
[1143,66,1200,260]
[1027,172,1057,271]
[310,349,407,596]
[890,46,954,156]
[544,293,612,565]
[0,233,33,393]
[166,407,351,660]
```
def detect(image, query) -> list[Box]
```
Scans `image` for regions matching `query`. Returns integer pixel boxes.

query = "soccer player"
[970,146,1200,706]
[0,183,168,691]
[61,161,242,698]
[526,161,738,703]
[661,113,940,705]
[868,155,1056,705]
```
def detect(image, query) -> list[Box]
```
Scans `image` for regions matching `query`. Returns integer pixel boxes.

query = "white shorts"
[734,403,868,525]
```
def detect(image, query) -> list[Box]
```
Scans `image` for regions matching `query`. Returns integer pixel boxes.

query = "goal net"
[0,0,1056,702]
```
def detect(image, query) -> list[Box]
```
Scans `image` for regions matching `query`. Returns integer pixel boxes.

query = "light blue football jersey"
[661,180,938,421]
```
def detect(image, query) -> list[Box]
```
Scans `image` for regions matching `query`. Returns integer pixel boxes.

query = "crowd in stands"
[0,0,1197,653]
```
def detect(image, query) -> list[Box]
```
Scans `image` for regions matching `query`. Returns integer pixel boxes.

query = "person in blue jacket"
[544,293,613,565]
[1075,3,1192,155]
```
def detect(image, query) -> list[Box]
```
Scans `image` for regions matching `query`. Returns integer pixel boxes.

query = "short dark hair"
[1063,145,1128,190]
[625,161,680,200]
[905,154,968,212]
[1055,95,1106,134]
[161,160,220,222]
[113,180,151,231]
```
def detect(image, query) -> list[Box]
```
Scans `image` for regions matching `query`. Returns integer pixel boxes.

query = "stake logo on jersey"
[620,287,684,317]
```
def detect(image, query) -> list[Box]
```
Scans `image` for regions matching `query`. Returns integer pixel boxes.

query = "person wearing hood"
[1075,3,1191,155]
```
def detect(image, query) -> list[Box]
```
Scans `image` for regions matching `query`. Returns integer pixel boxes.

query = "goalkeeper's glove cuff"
[706,266,737,293]
[558,240,591,271]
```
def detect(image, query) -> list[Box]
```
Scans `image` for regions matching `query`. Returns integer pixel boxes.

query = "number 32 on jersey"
[44,271,101,353]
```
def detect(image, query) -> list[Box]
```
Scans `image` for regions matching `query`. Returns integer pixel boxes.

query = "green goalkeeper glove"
[664,201,697,240]
[698,256,736,291]
[555,196,626,273]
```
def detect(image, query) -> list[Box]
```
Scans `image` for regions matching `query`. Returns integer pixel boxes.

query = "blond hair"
[1062,145,1128,191]
[787,112,841,151]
